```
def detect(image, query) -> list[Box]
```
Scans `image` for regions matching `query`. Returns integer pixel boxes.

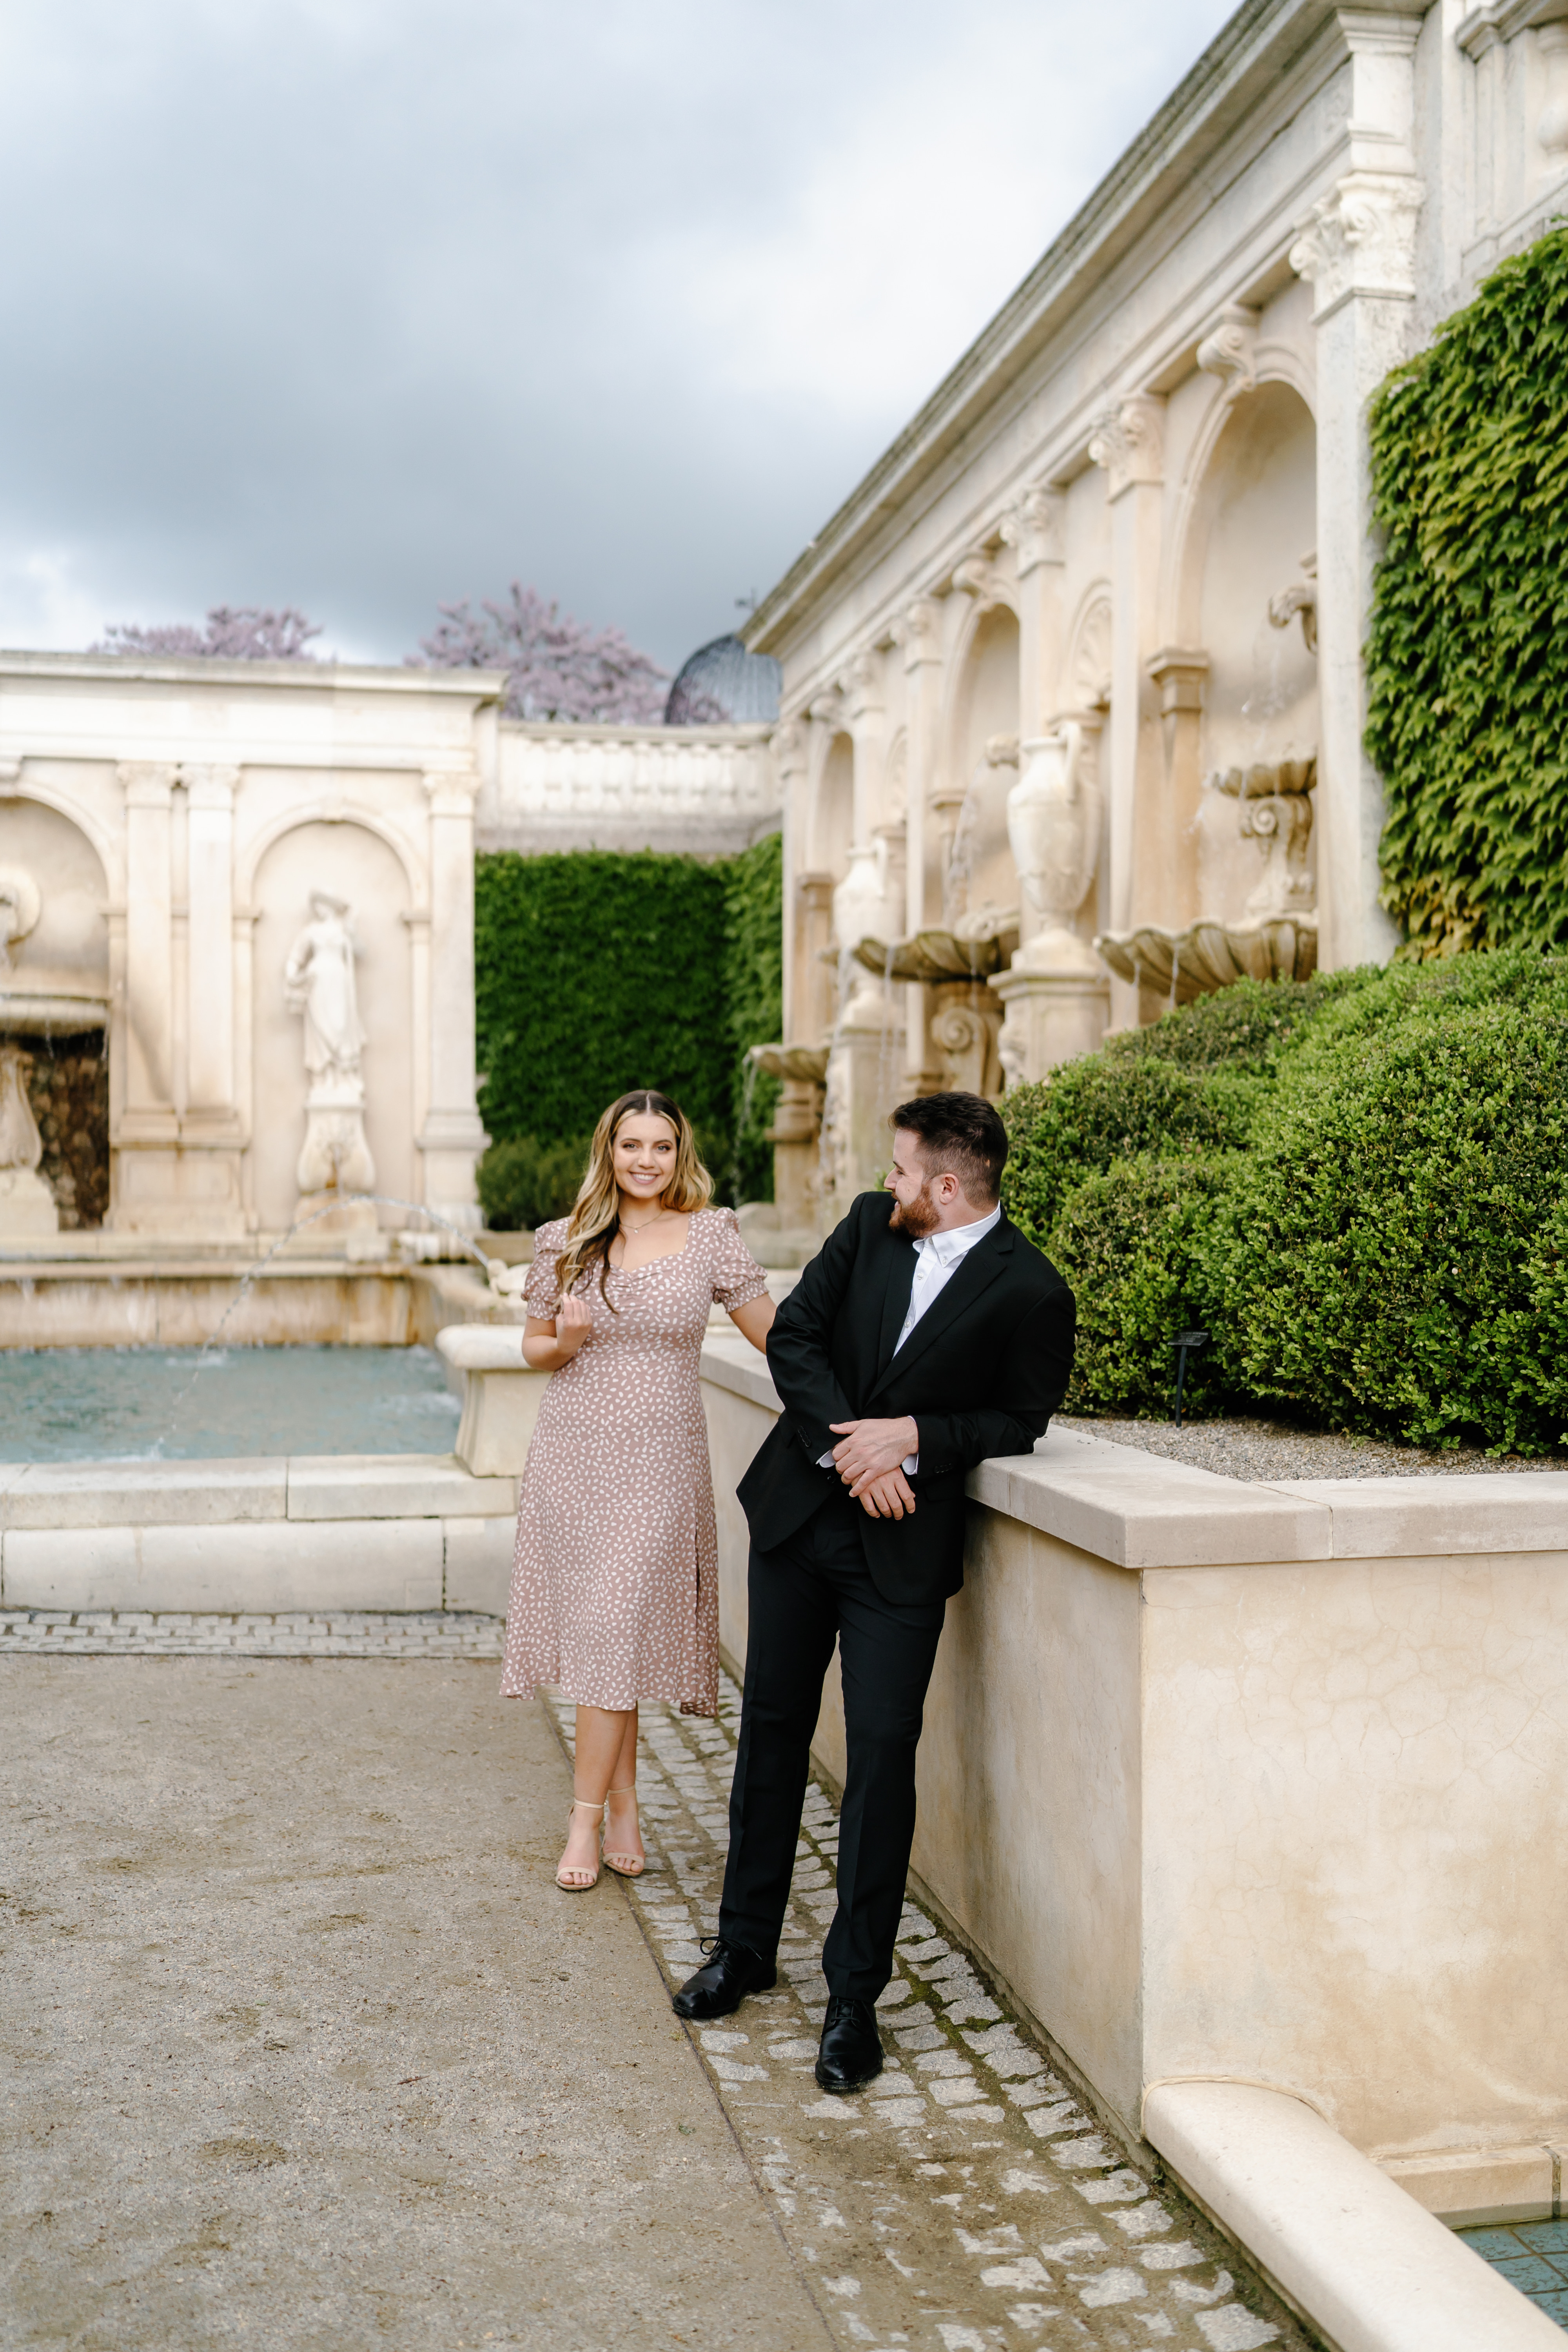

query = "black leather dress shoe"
[815,1994,884,2094]
[671,1938,777,2020]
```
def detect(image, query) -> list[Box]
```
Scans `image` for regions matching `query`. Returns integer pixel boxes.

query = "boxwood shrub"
[1001,955,1568,1450]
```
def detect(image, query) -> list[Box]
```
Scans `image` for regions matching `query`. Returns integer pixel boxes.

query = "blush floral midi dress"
[500,1207,769,1719]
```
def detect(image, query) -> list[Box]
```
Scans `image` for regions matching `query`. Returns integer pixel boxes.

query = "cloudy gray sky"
[0,0,1235,672]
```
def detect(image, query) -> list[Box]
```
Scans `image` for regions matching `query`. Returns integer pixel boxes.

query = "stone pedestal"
[990,945,1109,1088]
[436,1322,551,1477]
[822,1007,902,1212]
[0,1165,58,1236]
[295,1071,376,1198]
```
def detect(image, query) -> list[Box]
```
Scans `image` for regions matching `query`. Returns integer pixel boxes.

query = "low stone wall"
[0,1455,516,1615]
[0,1255,503,1349]
[699,1330,1568,2230]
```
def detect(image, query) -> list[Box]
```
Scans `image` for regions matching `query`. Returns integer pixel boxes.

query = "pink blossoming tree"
[95,607,322,660]
[410,581,671,723]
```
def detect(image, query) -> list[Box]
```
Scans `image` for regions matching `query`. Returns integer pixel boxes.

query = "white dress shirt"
[822,1201,1003,1478]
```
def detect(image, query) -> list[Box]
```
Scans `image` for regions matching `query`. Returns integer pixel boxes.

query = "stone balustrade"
[483,719,779,856]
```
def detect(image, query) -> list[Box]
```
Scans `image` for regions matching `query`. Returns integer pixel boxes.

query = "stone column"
[1289,9,1425,970]
[1089,396,1166,1029]
[1002,485,1067,738]
[182,765,240,1116]
[419,768,487,1230]
[117,762,177,1129]
[893,596,945,1091]
[774,719,809,1044]
[1146,650,1209,930]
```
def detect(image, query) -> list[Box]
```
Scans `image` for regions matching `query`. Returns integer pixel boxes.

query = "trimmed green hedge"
[1001,958,1568,1451]
[1368,223,1568,957]
[474,839,782,1225]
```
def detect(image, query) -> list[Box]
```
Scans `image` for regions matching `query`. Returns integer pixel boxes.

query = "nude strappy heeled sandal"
[556,1797,605,1891]
[602,1784,645,1879]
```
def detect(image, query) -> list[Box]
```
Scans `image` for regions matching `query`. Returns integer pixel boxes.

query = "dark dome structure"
[664,633,781,726]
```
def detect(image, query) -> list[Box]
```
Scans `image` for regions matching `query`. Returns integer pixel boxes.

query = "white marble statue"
[284,891,367,1083]
[284,891,375,1199]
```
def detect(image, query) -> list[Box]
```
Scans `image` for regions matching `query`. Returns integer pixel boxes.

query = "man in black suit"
[672,1091,1075,2094]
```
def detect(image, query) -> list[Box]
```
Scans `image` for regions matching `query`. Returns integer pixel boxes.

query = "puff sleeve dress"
[500,1207,769,1719]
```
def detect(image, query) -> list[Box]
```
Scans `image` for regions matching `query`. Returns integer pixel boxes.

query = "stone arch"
[249,818,414,1235]
[808,731,855,879]
[935,601,1021,926]
[238,798,427,915]
[1169,379,1319,925]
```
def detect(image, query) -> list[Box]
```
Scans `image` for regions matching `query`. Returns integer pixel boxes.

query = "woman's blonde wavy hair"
[554,1090,713,1308]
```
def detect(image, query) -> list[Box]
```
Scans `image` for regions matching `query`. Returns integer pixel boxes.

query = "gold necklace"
[619,1207,666,1232]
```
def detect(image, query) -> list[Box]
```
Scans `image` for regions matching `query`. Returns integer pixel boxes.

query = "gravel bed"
[1059,1413,1566,1482]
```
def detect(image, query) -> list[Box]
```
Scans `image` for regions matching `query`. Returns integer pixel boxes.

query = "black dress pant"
[718,1486,947,2000]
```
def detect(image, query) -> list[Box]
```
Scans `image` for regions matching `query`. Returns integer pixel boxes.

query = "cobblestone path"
[560,1675,1305,2352]
[0,1617,1312,2351]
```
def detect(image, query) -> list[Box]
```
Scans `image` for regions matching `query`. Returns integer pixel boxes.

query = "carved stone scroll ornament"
[1212,757,1317,919]
[930,989,1005,1100]
[284,890,376,1197]
[1196,303,1260,399]
[1288,173,1425,319]
[1006,722,1103,975]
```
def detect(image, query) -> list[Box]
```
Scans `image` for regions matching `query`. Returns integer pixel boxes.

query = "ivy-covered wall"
[474,838,782,1220]
[1368,223,1568,957]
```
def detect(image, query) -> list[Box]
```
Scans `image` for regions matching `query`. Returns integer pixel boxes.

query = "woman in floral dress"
[501,1090,774,1890]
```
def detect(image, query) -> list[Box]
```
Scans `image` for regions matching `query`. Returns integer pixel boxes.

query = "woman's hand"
[522,1299,593,1370]
[555,1295,593,1355]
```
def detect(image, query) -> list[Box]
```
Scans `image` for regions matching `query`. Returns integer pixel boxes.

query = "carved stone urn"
[1005,724,1103,978]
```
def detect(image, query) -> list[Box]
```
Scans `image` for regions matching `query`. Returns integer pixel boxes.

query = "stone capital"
[423,766,481,815]
[949,548,1004,604]
[116,761,178,809]
[1196,304,1259,399]
[773,718,809,780]
[845,650,885,723]
[178,762,241,810]
[1289,171,1425,320]
[1087,395,1165,499]
[1147,649,1210,719]
[893,598,943,671]
[999,485,1065,576]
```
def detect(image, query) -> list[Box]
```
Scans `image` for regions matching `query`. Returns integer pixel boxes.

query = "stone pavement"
[1,1619,1312,2352]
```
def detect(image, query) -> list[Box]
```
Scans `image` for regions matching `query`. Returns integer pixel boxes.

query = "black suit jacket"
[736,1191,1076,1604]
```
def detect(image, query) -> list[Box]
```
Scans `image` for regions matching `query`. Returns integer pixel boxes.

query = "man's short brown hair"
[890,1092,1009,1205]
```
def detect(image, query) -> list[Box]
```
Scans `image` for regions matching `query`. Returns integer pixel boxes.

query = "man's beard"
[889,1181,940,1239]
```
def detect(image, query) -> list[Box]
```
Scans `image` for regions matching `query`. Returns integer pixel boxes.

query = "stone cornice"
[1457,0,1568,56]
[0,651,510,702]
[745,0,1426,656]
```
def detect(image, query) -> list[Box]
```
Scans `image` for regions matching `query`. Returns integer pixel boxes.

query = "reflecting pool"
[0,1346,461,1462]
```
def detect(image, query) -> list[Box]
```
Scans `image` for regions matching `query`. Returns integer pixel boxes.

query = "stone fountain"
[1096,755,1318,1003]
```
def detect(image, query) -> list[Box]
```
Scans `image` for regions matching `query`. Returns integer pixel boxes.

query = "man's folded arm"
[764,1198,867,1463]
[911,1287,1077,1477]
